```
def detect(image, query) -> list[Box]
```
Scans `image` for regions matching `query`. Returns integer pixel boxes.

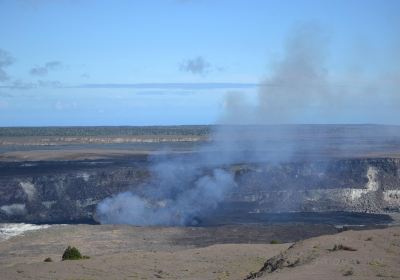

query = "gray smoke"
[96,156,236,226]
[221,24,400,125]
[96,24,400,226]
[216,24,400,162]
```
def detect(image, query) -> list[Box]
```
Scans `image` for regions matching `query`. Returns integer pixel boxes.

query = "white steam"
[221,24,400,125]
[96,160,236,226]
[96,24,400,226]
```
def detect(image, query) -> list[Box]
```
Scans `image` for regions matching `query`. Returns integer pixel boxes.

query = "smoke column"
[222,24,399,125]
[96,24,400,226]
[96,154,237,226]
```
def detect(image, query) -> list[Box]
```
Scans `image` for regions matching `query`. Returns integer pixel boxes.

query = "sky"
[0,0,399,126]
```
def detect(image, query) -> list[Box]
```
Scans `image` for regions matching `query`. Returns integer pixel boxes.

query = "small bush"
[343,268,354,276]
[329,244,357,252]
[369,260,386,267]
[270,240,280,244]
[62,246,83,260]
[43,257,53,262]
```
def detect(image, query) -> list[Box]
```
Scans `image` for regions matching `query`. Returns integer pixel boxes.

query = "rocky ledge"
[0,155,399,224]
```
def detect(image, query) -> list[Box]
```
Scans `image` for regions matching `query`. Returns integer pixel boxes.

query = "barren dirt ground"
[251,226,400,280]
[0,224,289,280]
[0,225,398,280]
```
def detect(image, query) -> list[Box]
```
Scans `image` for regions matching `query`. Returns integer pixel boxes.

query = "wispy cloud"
[0,91,13,97]
[0,49,15,82]
[0,79,62,89]
[180,56,211,75]
[0,82,258,92]
[30,61,63,76]
[70,82,258,90]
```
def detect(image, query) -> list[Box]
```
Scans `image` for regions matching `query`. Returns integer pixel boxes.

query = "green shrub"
[270,240,280,244]
[43,257,53,262]
[62,246,83,260]
[329,244,357,252]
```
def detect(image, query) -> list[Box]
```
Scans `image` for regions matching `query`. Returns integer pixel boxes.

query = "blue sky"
[0,0,399,126]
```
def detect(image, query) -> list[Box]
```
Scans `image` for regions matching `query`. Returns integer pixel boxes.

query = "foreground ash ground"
[0,125,400,279]
[0,224,399,279]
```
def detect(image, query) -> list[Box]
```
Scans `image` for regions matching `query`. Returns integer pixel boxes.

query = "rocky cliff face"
[229,158,400,214]
[0,157,399,224]
[0,160,150,223]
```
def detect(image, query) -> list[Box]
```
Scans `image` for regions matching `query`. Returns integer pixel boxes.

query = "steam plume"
[96,24,400,226]
[96,156,236,226]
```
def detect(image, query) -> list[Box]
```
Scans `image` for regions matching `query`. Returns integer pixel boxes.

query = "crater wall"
[0,157,399,223]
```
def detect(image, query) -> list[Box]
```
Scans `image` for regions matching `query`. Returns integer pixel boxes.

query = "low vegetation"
[62,246,90,261]
[329,244,357,252]
[369,260,386,267]
[0,125,211,137]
